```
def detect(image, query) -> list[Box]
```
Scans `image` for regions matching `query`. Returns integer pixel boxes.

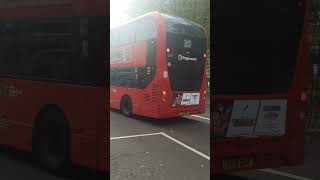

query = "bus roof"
[111,11,205,32]
[111,11,160,29]
[160,13,205,30]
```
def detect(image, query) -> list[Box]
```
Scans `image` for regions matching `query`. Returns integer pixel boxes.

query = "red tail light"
[162,91,166,96]
[300,92,307,102]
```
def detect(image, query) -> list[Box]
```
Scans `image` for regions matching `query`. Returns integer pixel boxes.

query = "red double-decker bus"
[0,0,108,174]
[212,0,309,174]
[110,12,208,119]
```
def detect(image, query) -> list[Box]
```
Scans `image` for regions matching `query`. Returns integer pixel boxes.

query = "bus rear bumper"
[155,109,205,119]
[211,137,304,174]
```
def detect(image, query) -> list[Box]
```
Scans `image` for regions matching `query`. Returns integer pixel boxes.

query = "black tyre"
[120,96,132,117]
[33,110,69,174]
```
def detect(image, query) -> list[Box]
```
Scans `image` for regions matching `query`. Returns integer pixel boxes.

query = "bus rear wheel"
[33,109,69,174]
[120,96,132,117]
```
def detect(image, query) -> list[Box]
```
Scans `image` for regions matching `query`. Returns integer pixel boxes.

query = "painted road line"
[111,132,210,161]
[110,132,162,140]
[191,115,210,121]
[160,132,210,160]
[259,169,313,180]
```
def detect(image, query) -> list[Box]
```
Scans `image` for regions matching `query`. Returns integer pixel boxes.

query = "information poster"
[226,100,260,137]
[181,93,200,105]
[253,100,287,136]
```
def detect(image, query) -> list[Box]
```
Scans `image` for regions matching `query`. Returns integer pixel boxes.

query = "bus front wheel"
[33,109,70,174]
[120,96,132,117]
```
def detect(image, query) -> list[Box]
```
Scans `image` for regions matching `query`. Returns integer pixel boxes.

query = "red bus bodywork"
[110,12,207,119]
[0,0,108,172]
[211,0,309,174]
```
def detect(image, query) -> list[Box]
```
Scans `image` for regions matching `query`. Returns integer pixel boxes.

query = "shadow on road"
[0,146,109,180]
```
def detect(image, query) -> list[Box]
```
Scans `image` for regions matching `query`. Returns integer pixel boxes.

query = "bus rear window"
[213,0,305,94]
[164,15,205,38]
[164,14,207,91]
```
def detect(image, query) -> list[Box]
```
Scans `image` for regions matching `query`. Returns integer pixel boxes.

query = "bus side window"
[111,31,115,48]
[116,67,137,88]
[110,70,114,85]
[110,69,119,85]
[135,21,145,42]
[85,16,107,86]
[0,23,6,75]
[118,24,135,46]
[0,22,21,76]
[24,19,73,81]
[135,18,157,42]
[27,50,72,80]
[80,18,89,57]
[111,30,119,48]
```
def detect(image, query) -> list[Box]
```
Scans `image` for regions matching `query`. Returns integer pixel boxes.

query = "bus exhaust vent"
[144,94,151,102]
[151,84,159,103]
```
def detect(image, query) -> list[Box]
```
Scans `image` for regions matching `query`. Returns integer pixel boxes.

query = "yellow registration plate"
[222,158,254,170]
[179,111,190,116]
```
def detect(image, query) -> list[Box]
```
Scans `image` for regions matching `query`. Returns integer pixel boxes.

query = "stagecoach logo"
[178,54,198,62]
[184,39,192,48]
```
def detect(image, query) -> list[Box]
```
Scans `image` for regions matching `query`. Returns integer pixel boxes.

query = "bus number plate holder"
[179,111,190,116]
[222,158,253,170]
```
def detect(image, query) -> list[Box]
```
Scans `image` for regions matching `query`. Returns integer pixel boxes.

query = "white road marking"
[259,169,313,180]
[110,132,162,140]
[191,115,210,121]
[160,132,210,160]
[111,132,210,160]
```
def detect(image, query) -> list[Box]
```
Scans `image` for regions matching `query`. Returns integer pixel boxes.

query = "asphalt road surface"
[110,102,210,180]
[0,146,107,180]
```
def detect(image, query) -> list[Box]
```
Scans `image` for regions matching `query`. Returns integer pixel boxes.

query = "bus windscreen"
[213,0,306,95]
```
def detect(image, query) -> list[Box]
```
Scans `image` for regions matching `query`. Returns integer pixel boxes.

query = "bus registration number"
[179,111,190,116]
[222,158,253,170]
